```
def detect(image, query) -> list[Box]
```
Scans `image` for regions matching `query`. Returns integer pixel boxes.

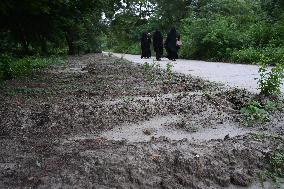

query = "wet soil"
[0,54,283,189]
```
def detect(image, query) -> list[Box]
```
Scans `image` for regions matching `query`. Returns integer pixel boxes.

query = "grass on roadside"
[0,54,66,80]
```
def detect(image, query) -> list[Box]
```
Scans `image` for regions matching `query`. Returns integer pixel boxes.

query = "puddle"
[65,115,252,144]
[101,92,203,106]
[101,115,251,142]
[51,62,88,73]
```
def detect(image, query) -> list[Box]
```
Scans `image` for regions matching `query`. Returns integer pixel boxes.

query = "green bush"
[9,58,33,77]
[112,42,140,55]
[259,151,284,188]
[231,48,262,64]
[0,55,65,80]
[240,100,270,126]
[178,0,284,64]
[231,46,284,65]
[0,55,13,80]
[258,55,284,96]
[263,46,284,66]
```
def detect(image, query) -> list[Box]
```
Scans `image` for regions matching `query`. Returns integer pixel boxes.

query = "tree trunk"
[40,36,48,55]
[21,36,29,55]
[65,30,76,55]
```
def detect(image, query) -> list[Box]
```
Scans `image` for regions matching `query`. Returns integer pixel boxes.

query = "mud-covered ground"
[0,54,283,189]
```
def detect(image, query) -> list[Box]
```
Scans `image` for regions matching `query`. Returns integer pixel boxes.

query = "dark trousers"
[155,48,163,60]
[167,50,178,60]
[156,50,161,60]
[141,48,151,58]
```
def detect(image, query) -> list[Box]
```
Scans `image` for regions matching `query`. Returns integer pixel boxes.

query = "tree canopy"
[0,0,283,65]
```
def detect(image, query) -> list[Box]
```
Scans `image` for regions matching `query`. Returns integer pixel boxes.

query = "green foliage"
[143,62,152,73]
[0,0,112,55]
[165,63,173,79]
[264,100,278,112]
[10,58,33,77]
[231,47,284,65]
[240,99,283,126]
[259,150,284,189]
[143,61,160,83]
[6,87,52,96]
[231,48,263,64]
[105,0,284,65]
[178,0,284,64]
[258,55,284,96]
[112,43,140,55]
[249,132,266,140]
[0,55,65,80]
[269,151,284,179]
[240,101,270,126]
[0,55,13,80]
[1,0,284,67]
[250,132,283,141]
[143,61,176,85]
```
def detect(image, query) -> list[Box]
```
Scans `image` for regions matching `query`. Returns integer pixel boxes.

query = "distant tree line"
[104,0,284,65]
[0,0,122,56]
[0,0,122,80]
[0,0,283,65]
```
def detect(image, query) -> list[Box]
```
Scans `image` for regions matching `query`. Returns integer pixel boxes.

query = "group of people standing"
[141,27,181,61]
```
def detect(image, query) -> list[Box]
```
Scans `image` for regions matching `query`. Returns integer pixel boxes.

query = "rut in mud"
[0,54,283,189]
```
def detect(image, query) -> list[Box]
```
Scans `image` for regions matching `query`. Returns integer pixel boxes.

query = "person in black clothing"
[153,30,163,61]
[165,27,179,61]
[141,32,151,59]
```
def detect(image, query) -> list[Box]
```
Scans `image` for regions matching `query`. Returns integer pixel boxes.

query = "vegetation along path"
[1,54,284,188]
[109,53,284,93]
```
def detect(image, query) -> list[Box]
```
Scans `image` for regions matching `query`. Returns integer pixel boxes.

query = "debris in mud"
[230,169,253,187]
[149,154,161,162]
[0,53,283,188]
[143,129,153,135]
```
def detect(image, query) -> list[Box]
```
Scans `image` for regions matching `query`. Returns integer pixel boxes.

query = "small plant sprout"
[166,62,173,79]
[240,100,270,126]
[143,60,161,84]
[143,62,151,73]
[120,52,126,60]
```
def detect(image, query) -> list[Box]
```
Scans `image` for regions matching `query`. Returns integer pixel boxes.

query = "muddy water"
[65,115,253,143]
[51,59,88,73]
[101,92,203,106]
[102,115,252,142]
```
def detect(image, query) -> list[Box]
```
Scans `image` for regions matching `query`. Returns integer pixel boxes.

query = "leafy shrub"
[240,101,270,126]
[269,151,284,181]
[166,63,173,79]
[258,55,284,96]
[6,87,52,96]
[48,48,68,56]
[178,0,284,64]
[112,42,140,55]
[143,61,161,83]
[0,54,13,80]
[231,48,262,64]
[259,151,284,189]
[231,46,284,65]
[262,46,284,66]
[126,43,140,55]
[264,100,280,112]
[0,56,65,80]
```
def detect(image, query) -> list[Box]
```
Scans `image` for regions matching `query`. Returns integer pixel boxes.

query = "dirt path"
[108,52,284,93]
[0,54,283,188]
